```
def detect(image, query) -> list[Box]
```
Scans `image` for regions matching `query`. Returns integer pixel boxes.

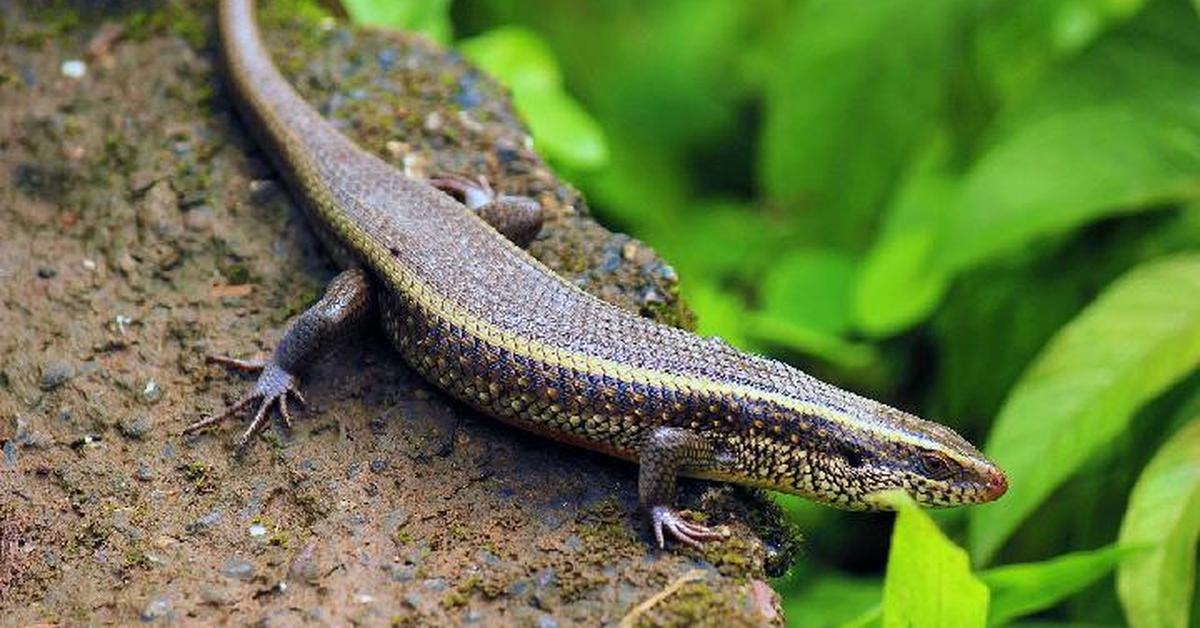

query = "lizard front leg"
[429,173,543,247]
[184,267,372,448]
[639,426,731,548]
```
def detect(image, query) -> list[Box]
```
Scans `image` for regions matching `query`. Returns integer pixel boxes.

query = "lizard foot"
[650,506,729,549]
[429,172,542,247]
[183,358,306,448]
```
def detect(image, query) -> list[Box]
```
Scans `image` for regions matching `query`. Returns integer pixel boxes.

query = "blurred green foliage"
[345,0,1200,625]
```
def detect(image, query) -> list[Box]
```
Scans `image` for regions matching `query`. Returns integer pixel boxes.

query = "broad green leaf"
[459,28,609,170]
[973,0,1146,104]
[759,0,966,248]
[744,313,880,372]
[685,280,757,352]
[882,492,989,628]
[980,545,1130,626]
[647,200,777,284]
[937,7,1200,275]
[341,0,452,43]
[760,249,858,337]
[778,575,881,628]
[854,137,956,337]
[970,253,1200,564]
[1117,418,1200,628]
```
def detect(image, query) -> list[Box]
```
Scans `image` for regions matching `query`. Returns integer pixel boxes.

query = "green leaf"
[969,253,1200,564]
[760,249,858,337]
[685,280,757,352]
[341,0,452,43]
[882,492,989,628]
[459,27,609,170]
[853,137,956,337]
[980,545,1131,625]
[937,9,1200,274]
[973,0,1147,104]
[743,313,880,372]
[1117,417,1200,628]
[759,0,966,247]
[777,574,882,628]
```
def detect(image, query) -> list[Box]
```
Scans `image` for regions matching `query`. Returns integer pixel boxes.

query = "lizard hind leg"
[183,267,371,449]
[429,173,543,248]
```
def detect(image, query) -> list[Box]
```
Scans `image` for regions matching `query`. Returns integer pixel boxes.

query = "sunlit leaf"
[760,249,857,337]
[970,253,1200,564]
[937,6,1200,275]
[743,313,879,372]
[973,0,1146,104]
[1117,418,1200,628]
[459,27,609,170]
[777,574,881,628]
[980,545,1131,625]
[853,137,957,336]
[882,492,989,628]
[341,0,452,43]
[684,280,757,352]
[759,0,967,248]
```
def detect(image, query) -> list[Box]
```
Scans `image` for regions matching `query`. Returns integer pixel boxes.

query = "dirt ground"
[0,3,799,625]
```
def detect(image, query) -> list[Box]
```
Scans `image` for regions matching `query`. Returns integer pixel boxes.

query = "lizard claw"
[184,361,305,448]
[650,506,729,549]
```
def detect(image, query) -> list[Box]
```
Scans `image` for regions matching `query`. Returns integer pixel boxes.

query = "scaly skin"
[192,0,1008,548]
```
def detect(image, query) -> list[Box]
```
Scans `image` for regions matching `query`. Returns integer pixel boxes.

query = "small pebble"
[140,379,162,404]
[199,585,236,606]
[369,458,388,473]
[140,593,171,621]
[120,415,153,440]
[183,206,215,232]
[136,463,154,482]
[40,361,75,391]
[220,557,255,581]
[422,578,446,592]
[3,441,16,467]
[248,524,267,537]
[564,535,583,553]
[61,59,86,79]
[390,565,415,582]
[187,510,222,534]
[535,614,559,628]
[82,258,96,271]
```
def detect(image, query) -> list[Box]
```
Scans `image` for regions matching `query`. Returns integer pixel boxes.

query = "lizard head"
[710,393,1007,510]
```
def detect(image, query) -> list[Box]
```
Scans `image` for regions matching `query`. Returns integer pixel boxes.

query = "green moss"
[642,582,737,627]
[439,590,468,610]
[125,3,207,50]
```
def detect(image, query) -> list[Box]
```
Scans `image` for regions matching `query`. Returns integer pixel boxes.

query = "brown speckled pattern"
[217,0,1007,521]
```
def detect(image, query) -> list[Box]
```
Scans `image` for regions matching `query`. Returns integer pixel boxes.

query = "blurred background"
[320,0,1199,624]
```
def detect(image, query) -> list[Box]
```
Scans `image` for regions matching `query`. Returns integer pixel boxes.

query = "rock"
[220,557,255,581]
[139,593,172,622]
[120,415,154,439]
[186,510,222,534]
[40,360,75,390]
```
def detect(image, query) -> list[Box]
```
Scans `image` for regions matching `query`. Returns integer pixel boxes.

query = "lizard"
[187,0,1008,549]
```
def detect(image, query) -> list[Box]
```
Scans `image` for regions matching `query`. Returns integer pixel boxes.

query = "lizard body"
[192,0,1007,547]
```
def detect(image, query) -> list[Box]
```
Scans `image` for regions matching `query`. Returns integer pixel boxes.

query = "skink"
[189,0,1008,548]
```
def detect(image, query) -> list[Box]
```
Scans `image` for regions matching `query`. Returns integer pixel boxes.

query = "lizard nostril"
[985,472,1008,500]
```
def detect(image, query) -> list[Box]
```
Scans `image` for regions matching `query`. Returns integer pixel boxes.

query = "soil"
[0,2,800,625]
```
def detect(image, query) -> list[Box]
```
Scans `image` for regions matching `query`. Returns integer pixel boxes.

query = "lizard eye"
[837,443,866,468]
[915,452,956,481]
